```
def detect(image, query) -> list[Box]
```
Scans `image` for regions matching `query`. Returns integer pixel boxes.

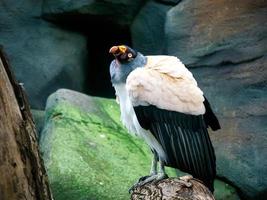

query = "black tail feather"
[203,96,221,131]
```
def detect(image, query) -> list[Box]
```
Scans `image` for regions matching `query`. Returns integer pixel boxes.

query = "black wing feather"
[134,105,216,192]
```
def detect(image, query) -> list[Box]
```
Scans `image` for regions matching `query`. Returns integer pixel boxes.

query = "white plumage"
[126,56,205,115]
[113,83,167,162]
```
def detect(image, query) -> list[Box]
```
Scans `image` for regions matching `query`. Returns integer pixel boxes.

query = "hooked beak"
[109,45,127,56]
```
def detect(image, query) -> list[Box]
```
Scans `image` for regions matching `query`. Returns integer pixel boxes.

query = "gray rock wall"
[0,0,88,109]
[165,0,267,67]
[42,0,146,25]
[131,1,171,55]
[193,56,267,200]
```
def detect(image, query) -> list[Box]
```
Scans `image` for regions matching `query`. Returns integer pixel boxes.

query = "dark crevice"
[42,13,132,98]
[154,0,181,6]
[85,20,131,98]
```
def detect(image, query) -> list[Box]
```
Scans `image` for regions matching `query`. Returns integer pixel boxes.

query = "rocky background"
[0,0,266,200]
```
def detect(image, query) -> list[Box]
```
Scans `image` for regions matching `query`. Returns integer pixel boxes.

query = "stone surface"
[132,176,240,200]
[165,0,267,67]
[0,0,88,109]
[40,89,240,200]
[131,1,171,55]
[42,0,146,25]
[131,177,215,200]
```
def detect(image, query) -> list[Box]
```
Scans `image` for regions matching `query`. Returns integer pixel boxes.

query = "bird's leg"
[154,159,168,181]
[129,151,158,193]
[149,151,158,176]
[137,157,168,186]
[136,150,158,182]
[129,156,168,193]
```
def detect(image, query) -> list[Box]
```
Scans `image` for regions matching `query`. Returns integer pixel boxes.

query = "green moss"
[41,99,153,200]
[40,96,239,200]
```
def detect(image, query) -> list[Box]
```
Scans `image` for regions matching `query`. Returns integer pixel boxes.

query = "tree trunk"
[0,47,53,200]
[131,175,215,200]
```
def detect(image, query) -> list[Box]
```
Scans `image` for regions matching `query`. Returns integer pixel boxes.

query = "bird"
[109,45,220,193]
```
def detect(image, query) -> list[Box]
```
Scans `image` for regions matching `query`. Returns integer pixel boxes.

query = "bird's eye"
[128,53,133,58]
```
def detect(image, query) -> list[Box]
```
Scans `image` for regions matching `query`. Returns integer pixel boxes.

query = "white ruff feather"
[113,83,167,162]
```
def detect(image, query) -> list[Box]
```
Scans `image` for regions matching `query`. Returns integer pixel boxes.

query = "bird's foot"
[151,172,168,183]
[128,173,168,193]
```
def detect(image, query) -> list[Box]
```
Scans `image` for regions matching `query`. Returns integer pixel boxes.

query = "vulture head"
[109,45,147,84]
[109,45,137,63]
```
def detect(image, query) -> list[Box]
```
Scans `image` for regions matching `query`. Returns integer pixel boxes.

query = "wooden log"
[0,47,53,200]
[131,175,215,200]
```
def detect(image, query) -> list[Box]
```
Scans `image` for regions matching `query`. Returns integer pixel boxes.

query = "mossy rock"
[40,89,154,200]
[40,89,240,200]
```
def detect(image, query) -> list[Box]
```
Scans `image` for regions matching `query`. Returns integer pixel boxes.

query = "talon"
[138,175,150,182]
[152,173,168,184]
[128,185,136,194]
[129,173,165,193]
[128,175,153,194]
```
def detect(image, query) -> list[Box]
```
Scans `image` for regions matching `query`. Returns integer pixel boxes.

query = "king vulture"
[109,45,220,192]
